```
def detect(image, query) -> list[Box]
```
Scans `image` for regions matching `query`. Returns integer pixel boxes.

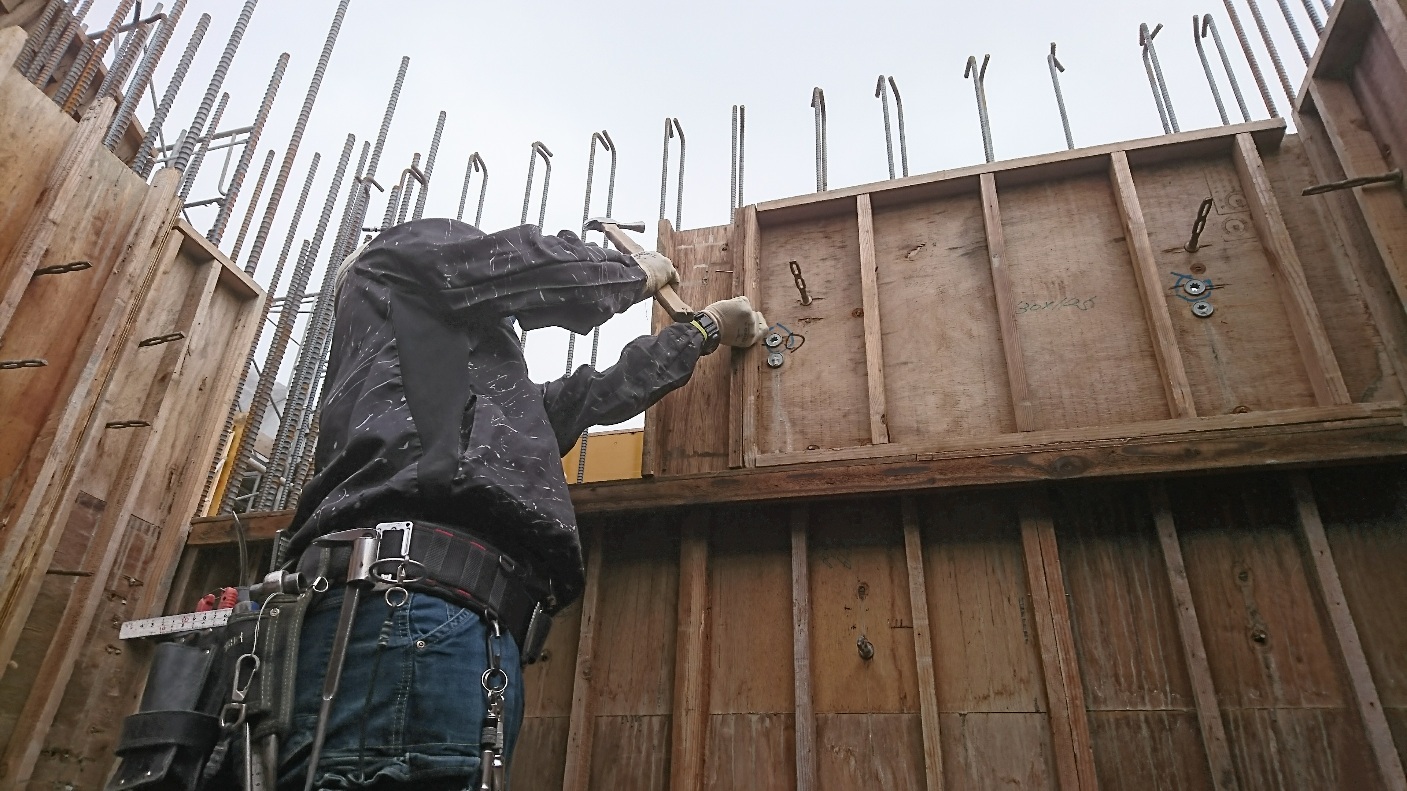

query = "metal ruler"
[119,608,232,640]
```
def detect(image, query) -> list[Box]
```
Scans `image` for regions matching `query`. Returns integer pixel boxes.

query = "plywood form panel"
[0,52,71,274]
[524,597,585,718]
[871,194,1016,444]
[937,712,1058,790]
[513,716,569,790]
[815,713,925,791]
[999,173,1171,430]
[1352,25,1407,173]
[756,210,871,454]
[1222,708,1379,790]
[1130,156,1317,414]
[704,713,796,791]
[807,499,918,715]
[709,507,794,715]
[590,518,678,717]
[588,714,670,791]
[1087,711,1213,791]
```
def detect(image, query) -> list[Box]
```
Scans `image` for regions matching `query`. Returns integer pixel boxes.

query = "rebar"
[1242,0,1296,103]
[964,55,995,163]
[32,0,92,87]
[105,0,184,149]
[55,0,131,111]
[180,91,228,202]
[811,87,827,191]
[517,140,553,348]
[396,153,422,225]
[1301,0,1324,33]
[17,0,66,76]
[1195,17,1231,125]
[365,57,408,189]
[567,130,616,374]
[231,149,274,262]
[1047,43,1074,149]
[381,183,401,229]
[131,12,207,176]
[1140,24,1179,134]
[170,0,258,175]
[457,152,487,225]
[257,134,355,511]
[1222,0,1280,117]
[94,4,157,102]
[209,54,287,244]
[658,118,685,229]
[730,105,746,211]
[578,130,618,483]
[1204,15,1252,122]
[1274,0,1313,62]
[412,111,446,221]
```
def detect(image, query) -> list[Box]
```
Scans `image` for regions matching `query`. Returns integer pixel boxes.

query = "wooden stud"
[669,511,711,791]
[1290,473,1407,791]
[1149,483,1239,791]
[791,505,818,791]
[901,498,945,791]
[0,22,23,68]
[980,173,1037,432]
[562,525,605,791]
[1232,132,1352,407]
[729,205,761,469]
[856,194,890,445]
[0,98,115,341]
[1110,152,1198,419]
[641,219,678,478]
[1019,489,1098,791]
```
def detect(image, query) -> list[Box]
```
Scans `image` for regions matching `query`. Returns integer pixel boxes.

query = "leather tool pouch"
[245,590,312,742]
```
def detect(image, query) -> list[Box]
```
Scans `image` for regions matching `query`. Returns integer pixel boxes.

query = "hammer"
[585,218,693,321]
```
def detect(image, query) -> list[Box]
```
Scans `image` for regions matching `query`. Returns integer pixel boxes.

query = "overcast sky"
[80,0,1324,428]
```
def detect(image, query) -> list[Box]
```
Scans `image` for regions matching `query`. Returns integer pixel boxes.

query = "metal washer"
[1192,300,1214,318]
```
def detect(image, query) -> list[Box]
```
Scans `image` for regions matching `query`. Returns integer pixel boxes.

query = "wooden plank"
[670,511,711,791]
[791,505,818,791]
[1291,473,1407,791]
[901,498,944,791]
[1110,151,1197,419]
[815,713,926,790]
[1232,132,1352,407]
[0,20,22,65]
[0,98,114,340]
[1150,482,1239,791]
[856,194,889,445]
[980,173,1036,432]
[561,526,604,791]
[729,205,760,469]
[705,713,795,791]
[1019,490,1098,791]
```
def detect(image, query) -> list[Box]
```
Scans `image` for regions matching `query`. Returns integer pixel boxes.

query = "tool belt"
[296,520,554,661]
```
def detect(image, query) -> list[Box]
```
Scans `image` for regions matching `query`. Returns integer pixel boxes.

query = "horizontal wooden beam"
[186,403,1407,546]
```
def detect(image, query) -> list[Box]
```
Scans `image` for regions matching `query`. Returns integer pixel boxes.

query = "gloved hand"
[702,296,768,348]
[634,251,680,297]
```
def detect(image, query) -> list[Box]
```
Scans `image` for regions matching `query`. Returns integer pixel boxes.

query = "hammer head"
[585,218,646,233]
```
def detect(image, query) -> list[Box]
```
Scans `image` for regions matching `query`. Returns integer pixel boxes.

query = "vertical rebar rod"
[658,118,683,225]
[365,57,408,189]
[1140,24,1180,134]
[131,12,207,175]
[412,110,446,221]
[736,106,745,207]
[577,131,617,484]
[396,153,420,224]
[170,0,258,175]
[94,3,156,101]
[889,78,908,177]
[1195,17,1231,125]
[55,0,132,112]
[381,182,401,229]
[218,153,321,515]
[811,87,827,191]
[209,54,287,244]
[569,131,614,374]
[32,0,92,87]
[1222,0,1280,117]
[1242,0,1296,103]
[258,134,355,511]
[1319,0,1331,14]
[179,90,227,201]
[964,55,995,163]
[106,0,185,149]
[730,106,740,211]
[456,152,487,225]
[1274,0,1313,62]
[876,75,895,180]
[1301,0,1324,33]
[17,0,66,76]
[518,141,553,348]
[1048,43,1075,149]
[231,149,275,262]
[1207,15,1252,121]
[673,120,685,229]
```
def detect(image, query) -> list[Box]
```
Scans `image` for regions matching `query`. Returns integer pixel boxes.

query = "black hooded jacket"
[286,219,705,604]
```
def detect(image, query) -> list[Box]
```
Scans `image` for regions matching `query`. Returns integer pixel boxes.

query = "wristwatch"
[689,312,721,356]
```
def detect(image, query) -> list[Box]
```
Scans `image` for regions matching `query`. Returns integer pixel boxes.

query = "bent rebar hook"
[964,55,994,163]
[457,152,487,226]
[874,75,909,179]
[811,87,828,192]
[1048,44,1074,150]
[1140,23,1179,134]
[659,118,685,229]
[1220,0,1280,118]
[396,152,423,225]
[521,141,553,227]
[1195,15,1251,125]
[731,104,747,211]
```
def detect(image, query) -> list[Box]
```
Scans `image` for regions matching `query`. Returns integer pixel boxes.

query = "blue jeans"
[277,588,524,790]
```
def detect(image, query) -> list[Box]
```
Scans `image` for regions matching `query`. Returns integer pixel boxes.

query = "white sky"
[81,0,1324,428]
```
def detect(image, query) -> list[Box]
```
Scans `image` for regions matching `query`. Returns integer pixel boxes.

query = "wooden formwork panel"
[522,464,1407,791]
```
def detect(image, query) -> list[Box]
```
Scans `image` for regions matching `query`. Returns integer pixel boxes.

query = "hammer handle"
[598,224,694,322]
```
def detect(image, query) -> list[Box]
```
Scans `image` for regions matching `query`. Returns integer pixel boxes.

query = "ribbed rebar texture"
[457,153,487,225]
[131,12,208,176]
[412,111,446,221]
[58,0,137,113]
[232,149,275,262]
[1195,17,1231,125]
[1242,0,1295,103]
[396,153,420,224]
[965,55,995,163]
[256,134,355,511]
[170,0,258,175]
[575,130,617,483]
[382,183,402,228]
[1275,0,1313,62]
[1222,0,1280,117]
[32,0,92,87]
[876,76,895,180]
[18,0,69,77]
[1143,25,1180,133]
[659,118,685,226]
[217,153,321,515]
[1301,0,1324,33]
[366,57,409,187]
[517,141,552,349]
[1208,15,1253,121]
[106,0,186,150]
[1048,44,1075,149]
[179,91,227,201]
[890,78,908,177]
[94,8,153,102]
[209,53,288,244]
[811,88,827,191]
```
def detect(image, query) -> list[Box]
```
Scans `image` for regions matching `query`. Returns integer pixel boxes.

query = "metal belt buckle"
[521,602,552,665]
[369,521,427,586]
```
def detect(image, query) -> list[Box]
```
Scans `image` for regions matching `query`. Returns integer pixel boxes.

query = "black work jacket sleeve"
[542,322,707,455]
[384,221,649,335]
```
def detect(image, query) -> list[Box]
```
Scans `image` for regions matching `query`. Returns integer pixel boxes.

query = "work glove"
[633,250,680,297]
[701,296,768,348]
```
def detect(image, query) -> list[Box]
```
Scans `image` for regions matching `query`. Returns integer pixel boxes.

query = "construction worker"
[275,218,765,790]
